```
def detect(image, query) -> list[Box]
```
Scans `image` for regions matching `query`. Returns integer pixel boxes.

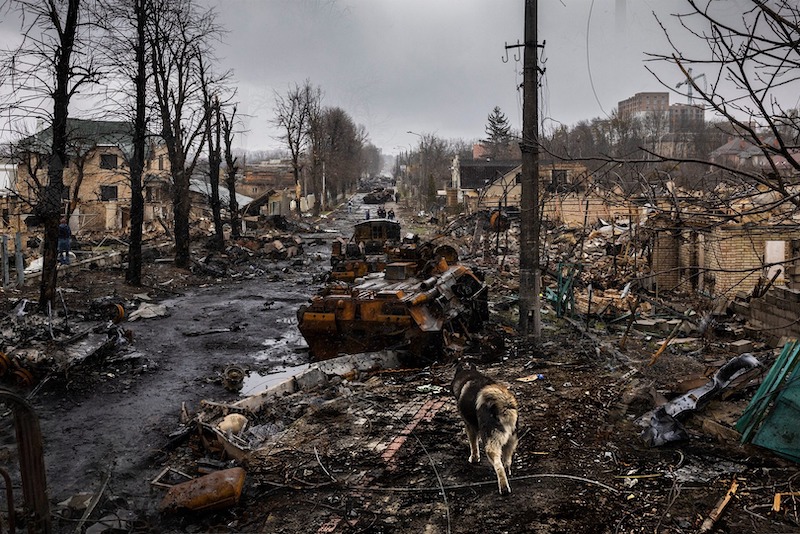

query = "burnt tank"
[298,220,488,362]
[329,219,403,282]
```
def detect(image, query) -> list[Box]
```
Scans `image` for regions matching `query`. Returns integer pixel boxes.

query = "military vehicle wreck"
[362,187,395,204]
[329,219,404,282]
[298,220,489,362]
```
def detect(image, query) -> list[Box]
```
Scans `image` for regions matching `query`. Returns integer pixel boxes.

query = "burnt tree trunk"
[221,106,240,238]
[126,0,148,286]
[207,99,224,250]
[173,166,191,267]
[38,0,80,312]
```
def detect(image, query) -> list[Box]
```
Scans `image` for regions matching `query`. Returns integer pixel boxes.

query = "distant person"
[365,209,370,220]
[347,200,352,213]
[387,209,395,220]
[57,217,71,265]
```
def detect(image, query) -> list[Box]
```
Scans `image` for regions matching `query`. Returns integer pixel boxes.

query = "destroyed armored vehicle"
[329,219,404,282]
[362,188,395,204]
[298,248,488,363]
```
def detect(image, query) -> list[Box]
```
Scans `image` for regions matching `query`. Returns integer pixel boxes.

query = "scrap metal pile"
[0,297,132,389]
[297,219,489,362]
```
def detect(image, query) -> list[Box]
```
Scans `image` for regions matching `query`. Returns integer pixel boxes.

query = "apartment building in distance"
[617,92,704,132]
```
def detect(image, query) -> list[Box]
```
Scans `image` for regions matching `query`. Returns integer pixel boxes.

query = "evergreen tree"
[484,106,511,159]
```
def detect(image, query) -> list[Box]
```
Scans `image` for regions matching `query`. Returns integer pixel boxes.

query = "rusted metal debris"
[159,467,246,514]
[362,188,395,204]
[298,220,488,362]
[0,388,51,533]
[0,311,129,390]
[698,478,739,533]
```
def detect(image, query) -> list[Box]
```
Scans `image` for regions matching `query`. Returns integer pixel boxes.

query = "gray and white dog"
[451,362,519,495]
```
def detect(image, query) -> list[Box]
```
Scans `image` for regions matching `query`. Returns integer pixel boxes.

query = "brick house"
[647,212,800,297]
[13,118,171,234]
[471,160,641,226]
[236,161,296,199]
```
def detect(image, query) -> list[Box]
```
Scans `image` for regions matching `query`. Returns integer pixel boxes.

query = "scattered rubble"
[4,194,800,532]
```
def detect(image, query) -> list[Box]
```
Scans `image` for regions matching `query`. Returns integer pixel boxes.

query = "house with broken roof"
[233,160,299,215]
[236,161,296,199]
[449,156,520,211]
[466,159,642,226]
[644,186,800,298]
[188,177,254,226]
[11,118,172,234]
[709,134,800,177]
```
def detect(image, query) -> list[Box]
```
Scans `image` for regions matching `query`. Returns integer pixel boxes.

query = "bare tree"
[648,0,800,204]
[149,0,215,267]
[273,80,317,215]
[305,84,324,215]
[317,107,364,202]
[198,52,230,251]
[97,0,153,286]
[221,104,240,238]
[0,0,101,312]
[361,143,382,180]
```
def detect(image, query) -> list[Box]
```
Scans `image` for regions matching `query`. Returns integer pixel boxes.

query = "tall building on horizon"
[618,92,704,132]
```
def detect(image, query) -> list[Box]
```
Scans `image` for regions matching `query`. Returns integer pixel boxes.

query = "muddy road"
[5,194,387,530]
[36,278,315,510]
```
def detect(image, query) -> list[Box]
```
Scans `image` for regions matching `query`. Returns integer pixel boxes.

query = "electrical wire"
[586,0,610,119]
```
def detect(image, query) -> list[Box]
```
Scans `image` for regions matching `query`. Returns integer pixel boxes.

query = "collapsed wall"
[734,285,800,344]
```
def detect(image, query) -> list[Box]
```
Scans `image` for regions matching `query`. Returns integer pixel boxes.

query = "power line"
[586,0,610,119]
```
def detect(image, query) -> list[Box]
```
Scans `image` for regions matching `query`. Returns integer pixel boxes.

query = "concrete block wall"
[542,196,640,226]
[747,285,800,341]
[707,227,800,296]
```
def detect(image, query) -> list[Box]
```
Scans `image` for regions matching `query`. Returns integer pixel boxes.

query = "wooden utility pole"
[518,0,541,339]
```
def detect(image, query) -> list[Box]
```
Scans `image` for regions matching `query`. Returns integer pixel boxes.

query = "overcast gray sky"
[207,0,703,154]
[0,1,749,153]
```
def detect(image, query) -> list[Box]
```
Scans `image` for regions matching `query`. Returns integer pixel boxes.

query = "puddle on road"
[242,320,310,396]
[254,325,307,361]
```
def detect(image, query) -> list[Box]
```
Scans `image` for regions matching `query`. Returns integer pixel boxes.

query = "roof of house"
[710,135,777,160]
[459,160,520,189]
[18,118,161,158]
[190,178,254,209]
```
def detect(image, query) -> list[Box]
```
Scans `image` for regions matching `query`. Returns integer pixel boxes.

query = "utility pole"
[518,0,541,339]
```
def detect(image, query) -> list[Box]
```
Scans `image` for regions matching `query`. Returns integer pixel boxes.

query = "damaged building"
[11,118,173,235]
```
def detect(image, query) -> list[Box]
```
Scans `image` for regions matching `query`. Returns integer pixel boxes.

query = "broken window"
[765,240,786,284]
[100,185,118,201]
[100,154,118,170]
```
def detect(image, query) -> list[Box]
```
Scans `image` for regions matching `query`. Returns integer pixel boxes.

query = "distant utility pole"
[518,0,541,339]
